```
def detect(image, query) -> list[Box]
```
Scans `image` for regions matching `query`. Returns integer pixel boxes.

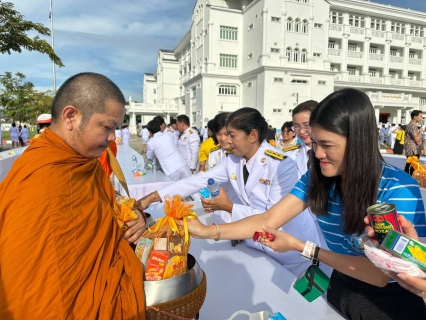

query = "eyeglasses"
[293,124,311,133]
[282,130,293,134]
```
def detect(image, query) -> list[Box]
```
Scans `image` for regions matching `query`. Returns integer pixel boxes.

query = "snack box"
[135,238,153,266]
[145,250,170,281]
[381,229,426,271]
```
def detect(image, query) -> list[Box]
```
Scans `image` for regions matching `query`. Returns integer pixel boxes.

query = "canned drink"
[367,203,402,243]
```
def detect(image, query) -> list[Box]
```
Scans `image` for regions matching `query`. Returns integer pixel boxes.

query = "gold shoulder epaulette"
[265,149,285,161]
[167,129,173,132]
[226,149,233,154]
[189,129,193,134]
[282,144,301,153]
[210,145,221,153]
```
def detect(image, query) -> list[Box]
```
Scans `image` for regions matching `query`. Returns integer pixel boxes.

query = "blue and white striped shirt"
[290,162,426,256]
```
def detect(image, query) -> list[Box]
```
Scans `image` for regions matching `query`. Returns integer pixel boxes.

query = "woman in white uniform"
[9,122,19,148]
[137,107,323,276]
[121,125,130,145]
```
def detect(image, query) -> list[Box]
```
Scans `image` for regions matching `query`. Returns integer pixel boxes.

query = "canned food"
[367,203,402,243]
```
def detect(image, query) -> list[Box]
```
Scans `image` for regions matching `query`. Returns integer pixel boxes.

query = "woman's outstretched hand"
[176,216,210,239]
[258,225,304,253]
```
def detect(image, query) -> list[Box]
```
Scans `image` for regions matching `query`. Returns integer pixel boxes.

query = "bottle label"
[210,190,220,198]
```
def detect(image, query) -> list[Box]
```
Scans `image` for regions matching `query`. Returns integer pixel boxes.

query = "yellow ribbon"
[406,156,426,173]
[149,211,198,244]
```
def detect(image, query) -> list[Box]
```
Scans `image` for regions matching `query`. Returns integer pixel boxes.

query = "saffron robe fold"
[0,129,145,319]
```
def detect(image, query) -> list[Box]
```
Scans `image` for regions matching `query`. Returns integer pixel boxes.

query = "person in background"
[388,123,397,149]
[170,119,180,145]
[34,114,52,140]
[17,125,24,147]
[146,120,191,181]
[141,125,149,153]
[266,124,276,147]
[404,110,423,175]
[137,107,323,276]
[114,126,122,144]
[202,125,209,142]
[181,89,426,319]
[275,121,297,151]
[177,115,200,174]
[20,125,29,146]
[121,125,130,145]
[379,124,386,145]
[198,120,219,172]
[0,72,146,319]
[392,125,405,155]
[9,122,19,148]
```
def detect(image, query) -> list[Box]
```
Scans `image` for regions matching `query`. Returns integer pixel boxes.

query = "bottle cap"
[207,178,215,185]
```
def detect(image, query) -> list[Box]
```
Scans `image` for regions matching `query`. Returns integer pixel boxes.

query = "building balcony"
[348,51,363,59]
[390,56,403,63]
[371,77,384,84]
[409,80,422,87]
[127,102,178,114]
[372,30,385,38]
[390,79,404,85]
[348,75,363,82]
[409,58,422,65]
[369,53,384,61]
[392,34,404,41]
[412,37,423,44]
[329,25,342,32]
[328,48,341,56]
[350,27,364,35]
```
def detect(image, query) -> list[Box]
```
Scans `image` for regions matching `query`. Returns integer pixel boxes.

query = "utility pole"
[50,0,56,91]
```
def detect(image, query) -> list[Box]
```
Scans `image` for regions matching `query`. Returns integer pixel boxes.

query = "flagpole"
[50,0,56,91]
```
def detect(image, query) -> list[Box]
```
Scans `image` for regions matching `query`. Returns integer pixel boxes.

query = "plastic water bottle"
[152,159,157,173]
[132,155,137,170]
[206,178,220,198]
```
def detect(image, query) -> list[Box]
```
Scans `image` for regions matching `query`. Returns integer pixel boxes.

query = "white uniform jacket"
[146,131,189,178]
[165,128,179,145]
[178,127,200,170]
[158,141,323,275]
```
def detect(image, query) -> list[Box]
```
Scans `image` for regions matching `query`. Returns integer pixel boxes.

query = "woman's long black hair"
[308,88,383,234]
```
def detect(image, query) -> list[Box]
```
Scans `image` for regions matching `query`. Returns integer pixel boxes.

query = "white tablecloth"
[114,144,172,199]
[0,147,28,182]
[382,154,426,170]
[146,201,343,320]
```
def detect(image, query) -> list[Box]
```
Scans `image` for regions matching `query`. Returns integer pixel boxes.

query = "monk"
[0,73,146,319]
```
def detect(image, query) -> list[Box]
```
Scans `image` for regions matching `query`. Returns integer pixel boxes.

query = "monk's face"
[72,100,125,158]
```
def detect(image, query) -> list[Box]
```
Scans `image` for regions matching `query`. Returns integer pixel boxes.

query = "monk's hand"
[123,208,146,244]
[260,226,302,253]
[200,187,232,213]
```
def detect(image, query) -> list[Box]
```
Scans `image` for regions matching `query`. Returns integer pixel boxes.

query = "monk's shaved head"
[51,72,125,128]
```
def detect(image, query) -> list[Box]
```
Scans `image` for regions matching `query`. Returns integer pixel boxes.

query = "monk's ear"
[62,105,79,131]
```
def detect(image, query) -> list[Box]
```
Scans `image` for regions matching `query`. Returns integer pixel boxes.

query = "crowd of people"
[1,71,426,320]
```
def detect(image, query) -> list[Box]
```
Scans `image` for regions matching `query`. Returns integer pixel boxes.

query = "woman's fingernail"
[397,273,407,280]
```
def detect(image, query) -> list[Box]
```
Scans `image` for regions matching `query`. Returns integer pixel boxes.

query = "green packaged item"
[381,229,426,271]
[293,265,330,302]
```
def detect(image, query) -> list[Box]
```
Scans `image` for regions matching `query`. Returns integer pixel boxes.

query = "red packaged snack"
[253,231,276,242]
[145,250,170,281]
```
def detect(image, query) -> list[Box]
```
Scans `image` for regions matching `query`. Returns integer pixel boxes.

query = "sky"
[0,0,425,102]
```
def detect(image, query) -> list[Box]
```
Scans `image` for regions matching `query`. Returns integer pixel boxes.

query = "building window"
[302,19,308,33]
[369,68,377,77]
[314,23,323,28]
[369,46,377,54]
[420,97,426,105]
[248,53,253,59]
[301,49,307,62]
[408,72,414,79]
[390,48,397,56]
[271,16,281,22]
[370,18,385,31]
[330,64,337,71]
[318,80,326,85]
[220,54,238,68]
[409,51,415,59]
[192,87,196,98]
[313,52,321,57]
[192,112,196,123]
[391,22,405,34]
[328,41,335,49]
[247,82,253,88]
[287,17,293,31]
[410,25,423,37]
[286,47,291,61]
[289,109,293,114]
[248,23,254,30]
[220,26,238,41]
[271,48,280,53]
[273,108,282,113]
[291,79,308,84]
[349,14,364,27]
[330,11,343,24]
[295,18,301,32]
[348,43,357,51]
[293,48,299,62]
[218,85,237,95]
[274,77,283,82]
[347,67,356,75]
[153,89,157,94]
[389,70,396,78]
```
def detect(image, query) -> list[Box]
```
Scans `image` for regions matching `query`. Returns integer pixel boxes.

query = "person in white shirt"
[121,125,130,145]
[141,126,149,153]
[379,125,386,144]
[176,115,200,173]
[275,122,297,151]
[388,123,398,149]
[202,125,208,142]
[20,125,29,146]
[146,120,191,181]
[9,122,20,148]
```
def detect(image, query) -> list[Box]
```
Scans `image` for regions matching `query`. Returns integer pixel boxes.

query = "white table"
[0,147,28,182]
[382,154,426,170]
[114,144,172,199]
[146,201,343,320]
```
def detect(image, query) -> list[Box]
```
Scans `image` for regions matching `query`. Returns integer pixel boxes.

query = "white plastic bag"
[226,310,271,320]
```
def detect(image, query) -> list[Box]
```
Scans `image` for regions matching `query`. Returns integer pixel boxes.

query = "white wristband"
[300,241,316,260]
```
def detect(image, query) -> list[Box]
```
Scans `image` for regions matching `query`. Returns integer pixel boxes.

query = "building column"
[375,108,380,124]
[363,38,371,80]
[130,112,137,134]
[341,34,349,79]
[207,21,214,72]
[422,41,426,86]
[260,7,270,65]
[403,43,411,85]
[396,109,402,124]
[384,40,391,84]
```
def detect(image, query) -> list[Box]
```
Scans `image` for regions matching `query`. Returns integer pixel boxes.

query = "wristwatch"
[300,241,316,260]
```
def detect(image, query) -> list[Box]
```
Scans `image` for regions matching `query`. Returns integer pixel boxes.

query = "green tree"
[0,71,35,122]
[0,1,64,66]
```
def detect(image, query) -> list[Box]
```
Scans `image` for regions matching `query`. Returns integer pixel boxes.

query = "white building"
[128,0,426,133]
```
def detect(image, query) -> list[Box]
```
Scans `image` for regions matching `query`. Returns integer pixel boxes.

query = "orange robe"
[0,129,145,319]
[98,141,117,176]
